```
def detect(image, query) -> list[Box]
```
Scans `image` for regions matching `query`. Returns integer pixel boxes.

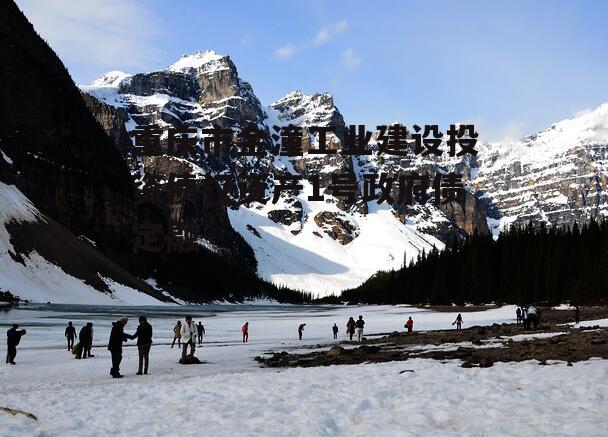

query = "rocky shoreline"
[256,307,608,368]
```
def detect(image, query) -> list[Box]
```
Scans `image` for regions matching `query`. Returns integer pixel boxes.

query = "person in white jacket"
[180,315,196,358]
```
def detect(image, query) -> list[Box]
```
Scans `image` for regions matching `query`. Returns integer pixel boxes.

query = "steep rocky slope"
[0,0,172,303]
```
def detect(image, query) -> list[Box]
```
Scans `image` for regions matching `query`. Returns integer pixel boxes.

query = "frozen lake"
[0,303,517,356]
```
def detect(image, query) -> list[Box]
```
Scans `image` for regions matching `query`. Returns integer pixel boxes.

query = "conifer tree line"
[132,249,313,304]
[341,220,608,305]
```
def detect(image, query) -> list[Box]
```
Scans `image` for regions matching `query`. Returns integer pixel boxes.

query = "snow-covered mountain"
[79,51,480,295]
[80,49,608,295]
[471,104,608,236]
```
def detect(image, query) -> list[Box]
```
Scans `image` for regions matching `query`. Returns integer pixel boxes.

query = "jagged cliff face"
[84,51,267,135]
[80,92,132,155]
[81,51,264,265]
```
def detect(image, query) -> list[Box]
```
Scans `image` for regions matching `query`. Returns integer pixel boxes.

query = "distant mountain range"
[1,0,607,303]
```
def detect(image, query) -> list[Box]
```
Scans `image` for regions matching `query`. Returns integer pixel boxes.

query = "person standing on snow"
[452,314,463,330]
[574,306,580,324]
[405,316,414,333]
[6,324,26,365]
[196,321,205,345]
[516,307,522,325]
[298,323,306,340]
[131,316,153,375]
[355,315,365,342]
[108,316,133,378]
[65,321,77,351]
[79,322,94,359]
[522,307,529,330]
[346,317,356,341]
[181,316,197,358]
[332,323,339,339]
[527,306,540,330]
[171,320,181,349]
[242,322,249,343]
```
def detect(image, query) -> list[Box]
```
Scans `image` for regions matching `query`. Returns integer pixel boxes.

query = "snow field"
[1,359,606,436]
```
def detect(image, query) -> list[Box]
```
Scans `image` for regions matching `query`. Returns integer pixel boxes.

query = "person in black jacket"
[196,321,205,345]
[355,316,365,342]
[6,324,26,365]
[131,316,153,375]
[79,322,94,359]
[108,317,133,378]
[65,322,77,351]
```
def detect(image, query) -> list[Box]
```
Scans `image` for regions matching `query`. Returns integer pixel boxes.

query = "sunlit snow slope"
[0,178,164,305]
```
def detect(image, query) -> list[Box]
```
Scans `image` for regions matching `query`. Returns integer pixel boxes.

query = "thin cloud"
[16,0,162,73]
[275,44,297,60]
[341,48,361,70]
[573,107,593,118]
[275,20,349,61]
[240,34,253,45]
[497,120,526,143]
[314,20,348,46]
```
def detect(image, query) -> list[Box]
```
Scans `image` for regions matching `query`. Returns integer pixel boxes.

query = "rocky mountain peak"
[270,90,339,125]
[268,90,346,141]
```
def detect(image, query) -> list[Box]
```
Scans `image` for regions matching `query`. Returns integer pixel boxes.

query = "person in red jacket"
[404,317,414,333]
[242,322,249,343]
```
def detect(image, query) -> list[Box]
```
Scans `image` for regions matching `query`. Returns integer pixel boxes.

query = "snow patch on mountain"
[90,71,131,88]
[229,177,444,296]
[268,91,341,127]
[0,182,165,305]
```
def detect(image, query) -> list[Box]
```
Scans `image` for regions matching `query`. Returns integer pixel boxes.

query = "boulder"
[326,346,346,358]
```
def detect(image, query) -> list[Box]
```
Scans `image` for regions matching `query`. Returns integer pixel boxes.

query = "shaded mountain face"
[0,1,134,252]
[0,1,175,303]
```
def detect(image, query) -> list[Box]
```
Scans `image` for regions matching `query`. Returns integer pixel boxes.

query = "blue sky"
[17,0,608,141]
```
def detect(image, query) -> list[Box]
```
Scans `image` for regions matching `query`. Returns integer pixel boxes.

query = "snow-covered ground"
[568,318,608,328]
[1,304,606,436]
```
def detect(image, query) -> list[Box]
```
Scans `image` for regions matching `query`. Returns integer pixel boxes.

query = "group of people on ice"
[111,315,203,378]
[170,319,206,349]
[515,305,542,330]
[345,316,366,341]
